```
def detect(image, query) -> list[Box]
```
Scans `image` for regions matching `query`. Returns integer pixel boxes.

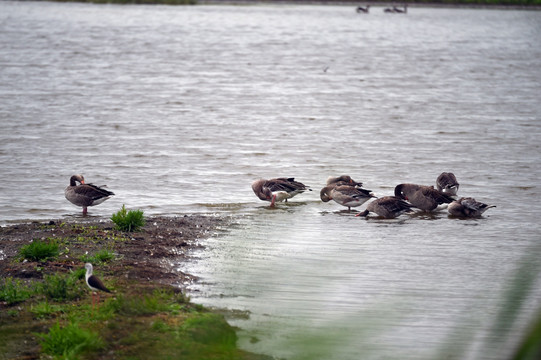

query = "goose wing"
[74,183,115,201]
[421,187,454,204]
[266,178,308,193]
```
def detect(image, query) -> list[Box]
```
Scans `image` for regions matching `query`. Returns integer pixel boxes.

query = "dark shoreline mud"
[0,215,220,288]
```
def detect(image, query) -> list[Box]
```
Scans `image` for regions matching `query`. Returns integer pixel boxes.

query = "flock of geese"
[356,4,408,14]
[251,173,496,219]
[64,172,495,220]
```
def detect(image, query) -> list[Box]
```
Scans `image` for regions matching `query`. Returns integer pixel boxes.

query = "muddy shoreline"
[0,214,222,289]
[0,214,275,360]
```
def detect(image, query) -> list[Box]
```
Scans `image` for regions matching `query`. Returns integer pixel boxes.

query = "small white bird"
[84,263,111,307]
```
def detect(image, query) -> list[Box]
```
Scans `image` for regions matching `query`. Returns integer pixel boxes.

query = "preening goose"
[448,197,496,218]
[394,183,455,212]
[252,178,311,207]
[357,196,415,219]
[320,184,375,211]
[436,172,459,196]
[65,174,114,215]
[326,175,364,188]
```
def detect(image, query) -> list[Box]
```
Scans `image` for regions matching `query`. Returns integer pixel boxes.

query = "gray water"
[1,1,541,359]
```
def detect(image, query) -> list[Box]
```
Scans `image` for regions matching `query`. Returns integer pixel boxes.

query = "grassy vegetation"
[111,205,146,232]
[37,321,106,358]
[19,238,60,262]
[6,281,246,359]
[41,272,84,301]
[0,277,34,305]
[1,220,262,360]
[80,248,116,264]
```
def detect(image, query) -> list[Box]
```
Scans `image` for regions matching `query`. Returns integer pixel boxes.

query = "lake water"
[1,1,541,359]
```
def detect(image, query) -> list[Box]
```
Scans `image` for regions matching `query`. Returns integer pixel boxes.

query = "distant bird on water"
[448,197,496,218]
[356,5,370,13]
[436,172,460,196]
[394,183,455,212]
[384,4,408,13]
[65,174,114,215]
[252,178,311,207]
[357,196,415,219]
[85,263,111,307]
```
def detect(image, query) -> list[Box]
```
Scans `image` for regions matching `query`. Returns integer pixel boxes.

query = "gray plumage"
[357,196,415,219]
[394,183,454,212]
[448,197,496,218]
[65,174,114,215]
[320,184,375,211]
[436,172,459,196]
[252,178,310,206]
[326,175,363,188]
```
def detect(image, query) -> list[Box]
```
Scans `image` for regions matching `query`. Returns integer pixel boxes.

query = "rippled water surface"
[1,1,541,359]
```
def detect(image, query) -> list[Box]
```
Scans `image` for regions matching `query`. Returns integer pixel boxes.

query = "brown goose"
[65,174,114,215]
[436,172,459,196]
[356,196,415,219]
[448,197,496,218]
[252,178,311,207]
[320,184,375,211]
[326,175,364,188]
[394,183,455,212]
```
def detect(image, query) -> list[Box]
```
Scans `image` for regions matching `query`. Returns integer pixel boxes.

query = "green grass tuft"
[182,313,238,349]
[40,273,83,301]
[80,248,115,264]
[111,205,145,232]
[37,321,105,358]
[0,278,33,305]
[31,300,64,319]
[19,238,59,262]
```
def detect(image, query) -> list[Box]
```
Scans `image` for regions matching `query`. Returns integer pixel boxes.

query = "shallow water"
[1,2,541,359]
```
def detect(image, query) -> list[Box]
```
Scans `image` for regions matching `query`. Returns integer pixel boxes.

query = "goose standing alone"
[320,184,375,211]
[65,174,114,215]
[448,197,496,218]
[394,183,455,212]
[357,196,415,219]
[436,172,459,196]
[252,178,311,207]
